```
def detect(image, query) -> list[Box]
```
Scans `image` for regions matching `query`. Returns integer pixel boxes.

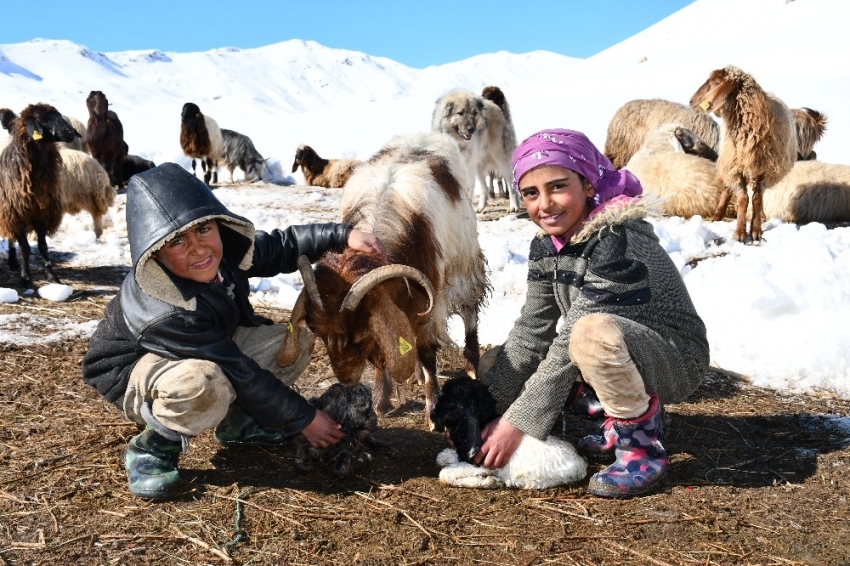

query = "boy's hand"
[473,417,523,469]
[301,409,346,448]
[347,230,385,255]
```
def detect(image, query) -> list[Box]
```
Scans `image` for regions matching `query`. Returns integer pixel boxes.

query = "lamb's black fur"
[430,377,498,464]
[120,154,156,185]
[293,383,379,477]
[220,128,265,182]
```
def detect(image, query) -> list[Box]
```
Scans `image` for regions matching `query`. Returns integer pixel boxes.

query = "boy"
[82,163,383,500]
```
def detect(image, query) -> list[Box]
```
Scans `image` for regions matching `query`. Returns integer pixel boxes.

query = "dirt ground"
[0,193,849,565]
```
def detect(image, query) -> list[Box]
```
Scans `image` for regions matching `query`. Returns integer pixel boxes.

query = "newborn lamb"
[431,377,586,489]
[293,383,379,477]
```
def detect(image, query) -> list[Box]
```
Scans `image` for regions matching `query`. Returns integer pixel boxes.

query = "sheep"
[0,103,79,285]
[1,108,86,153]
[759,161,850,224]
[625,123,725,219]
[290,144,361,188]
[86,90,126,187]
[221,128,266,183]
[120,153,156,186]
[292,383,379,477]
[277,132,490,425]
[792,107,828,161]
[58,148,116,238]
[690,65,797,242]
[603,98,721,169]
[180,102,223,185]
[431,89,519,213]
[431,377,587,490]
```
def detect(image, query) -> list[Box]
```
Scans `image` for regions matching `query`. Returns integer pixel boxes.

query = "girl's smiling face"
[154,220,223,283]
[518,165,595,238]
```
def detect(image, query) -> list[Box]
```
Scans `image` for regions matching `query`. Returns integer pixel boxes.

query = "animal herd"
[0,63,848,482]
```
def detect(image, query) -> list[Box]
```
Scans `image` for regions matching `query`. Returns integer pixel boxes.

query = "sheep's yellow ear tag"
[699,100,711,111]
[31,130,42,141]
[398,336,413,356]
[286,322,294,334]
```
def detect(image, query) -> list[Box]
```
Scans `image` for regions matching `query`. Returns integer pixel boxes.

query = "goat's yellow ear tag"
[398,336,413,356]
[699,100,711,111]
[286,322,294,334]
[31,131,42,141]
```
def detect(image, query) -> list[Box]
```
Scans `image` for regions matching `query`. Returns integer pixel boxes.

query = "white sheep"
[58,148,117,238]
[625,123,724,219]
[760,161,850,224]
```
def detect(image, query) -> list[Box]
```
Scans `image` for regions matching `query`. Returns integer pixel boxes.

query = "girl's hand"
[347,230,385,255]
[300,409,346,448]
[473,417,523,469]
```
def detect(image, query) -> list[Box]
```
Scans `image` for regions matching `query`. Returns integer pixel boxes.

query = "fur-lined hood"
[538,194,664,245]
[125,163,255,310]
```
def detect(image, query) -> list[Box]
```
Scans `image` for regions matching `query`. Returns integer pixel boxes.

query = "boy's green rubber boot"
[125,427,181,500]
[214,402,285,446]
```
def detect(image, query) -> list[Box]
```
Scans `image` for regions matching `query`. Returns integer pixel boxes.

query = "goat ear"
[25,118,43,141]
[368,300,418,384]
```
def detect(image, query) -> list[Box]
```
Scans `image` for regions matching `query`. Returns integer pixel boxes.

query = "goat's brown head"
[86,91,109,117]
[18,104,79,145]
[689,67,741,118]
[276,252,435,386]
[291,145,318,173]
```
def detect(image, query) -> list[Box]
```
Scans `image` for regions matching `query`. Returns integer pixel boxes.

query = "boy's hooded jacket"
[82,163,352,436]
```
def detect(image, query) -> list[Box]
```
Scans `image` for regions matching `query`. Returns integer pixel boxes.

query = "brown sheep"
[603,98,721,169]
[86,91,126,187]
[792,107,828,161]
[690,66,796,242]
[180,102,223,185]
[291,144,361,188]
[0,103,79,285]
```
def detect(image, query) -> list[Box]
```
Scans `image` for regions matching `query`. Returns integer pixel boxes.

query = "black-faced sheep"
[432,377,587,490]
[431,89,518,213]
[86,91,126,187]
[292,383,379,477]
[277,132,490,425]
[0,103,79,285]
[603,98,721,169]
[792,107,828,161]
[58,148,116,238]
[290,144,360,188]
[625,123,726,219]
[221,128,266,183]
[1,108,85,153]
[690,66,797,242]
[180,102,222,185]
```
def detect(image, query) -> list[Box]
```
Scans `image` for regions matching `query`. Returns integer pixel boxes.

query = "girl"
[475,129,709,498]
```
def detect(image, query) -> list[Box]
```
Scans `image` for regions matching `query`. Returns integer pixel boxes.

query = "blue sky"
[4,1,694,68]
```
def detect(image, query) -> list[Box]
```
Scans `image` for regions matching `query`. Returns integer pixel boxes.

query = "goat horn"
[297,255,323,310]
[276,287,310,366]
[340,264,434,316]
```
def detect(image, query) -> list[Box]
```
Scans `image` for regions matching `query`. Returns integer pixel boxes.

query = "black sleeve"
[247,222,352,278]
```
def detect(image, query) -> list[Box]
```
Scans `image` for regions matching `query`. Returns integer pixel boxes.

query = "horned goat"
[690,65,796,242]
[791,107,828,161]
[432,377,587,490]
[180,102,222,185]
[277,132,490,425]
[625,123,726,219]
[604,98,721,169]
[221,128,266,183]
[0,103,79,285]
[291,144,360,188]
[58,148,116,238]
[86,91,126,188]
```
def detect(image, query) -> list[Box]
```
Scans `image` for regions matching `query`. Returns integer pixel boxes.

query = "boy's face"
[153,220,223,283]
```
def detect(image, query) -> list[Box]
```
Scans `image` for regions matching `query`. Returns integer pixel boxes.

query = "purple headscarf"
[511,129,643,209]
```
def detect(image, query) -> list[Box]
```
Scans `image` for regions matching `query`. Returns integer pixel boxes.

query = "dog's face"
[441,95,484,142]
[431,377,498,463]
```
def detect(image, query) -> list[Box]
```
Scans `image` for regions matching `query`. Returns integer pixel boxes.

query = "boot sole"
[588,470,667,499]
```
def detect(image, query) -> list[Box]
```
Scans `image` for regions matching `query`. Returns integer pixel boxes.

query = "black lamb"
[430,376,497,464]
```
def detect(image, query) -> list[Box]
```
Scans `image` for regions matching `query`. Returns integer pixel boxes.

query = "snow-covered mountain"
[0,0,848,177]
